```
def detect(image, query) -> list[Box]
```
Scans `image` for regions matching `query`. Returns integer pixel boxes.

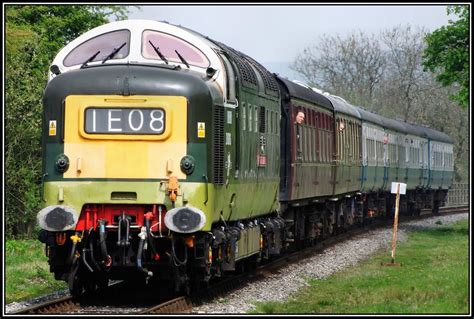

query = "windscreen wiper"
[102,42,127,64]
[148,40,168,64]
[175,49,190,68]
[80,51,101,69]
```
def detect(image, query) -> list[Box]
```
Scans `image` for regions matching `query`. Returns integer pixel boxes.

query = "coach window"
[316,113,320,162]
[406,141,410,165]
[338,118,343,162]
[311,111,316,162]
[351,122,355,163]
[441,148,445,168]
[321,114,326,162]
[398,142,404,166]
[379,140,384,166]
[64,30,130,67]
[142,30,210,68]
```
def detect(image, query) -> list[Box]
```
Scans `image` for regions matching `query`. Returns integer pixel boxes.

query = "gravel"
[193,213,468,314]
[5,213,467,315]
[5,289,70,314]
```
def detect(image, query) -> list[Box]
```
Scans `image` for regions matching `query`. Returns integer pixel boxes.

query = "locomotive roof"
[48,20,226,87]
[174,22,281,97]
[276,77,333,110]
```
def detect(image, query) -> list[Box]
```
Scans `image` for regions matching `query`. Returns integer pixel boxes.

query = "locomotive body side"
[214,44,281,223]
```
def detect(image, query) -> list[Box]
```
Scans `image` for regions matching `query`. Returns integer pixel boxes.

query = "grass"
[252,219,469,314]
[5,239,67,304]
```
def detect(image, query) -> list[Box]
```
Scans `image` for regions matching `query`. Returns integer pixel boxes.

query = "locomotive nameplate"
[75,96,177,141]
[84,107,165,135]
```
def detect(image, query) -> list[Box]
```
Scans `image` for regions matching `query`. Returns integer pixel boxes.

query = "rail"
[9,205,468,315]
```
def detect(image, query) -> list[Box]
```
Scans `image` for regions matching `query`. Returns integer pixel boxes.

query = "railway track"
[10,205,468,315]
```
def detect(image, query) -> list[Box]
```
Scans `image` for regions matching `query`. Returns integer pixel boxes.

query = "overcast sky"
[127,4,452,66]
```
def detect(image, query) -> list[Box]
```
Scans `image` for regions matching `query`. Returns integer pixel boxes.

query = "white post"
[391,183,400,263]
[390,182,406,264]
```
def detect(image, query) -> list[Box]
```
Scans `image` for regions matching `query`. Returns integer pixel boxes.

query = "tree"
[5,5,131,238]
[423,5,469,109]
[379,25,430,121]
[291,31,386,108]
[291,25,469,182]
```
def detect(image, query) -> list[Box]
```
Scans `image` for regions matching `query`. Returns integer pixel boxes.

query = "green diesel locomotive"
[37,20,454,295]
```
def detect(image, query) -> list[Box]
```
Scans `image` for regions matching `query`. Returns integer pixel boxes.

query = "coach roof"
[420,125,454,143]
[356,106,385,126]
[326,95,361,119]
[276,77,333,111]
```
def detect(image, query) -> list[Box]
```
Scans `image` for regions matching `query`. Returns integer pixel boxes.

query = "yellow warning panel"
[49,120,57,136]
[63,95,187,179]
[198,122,205,138]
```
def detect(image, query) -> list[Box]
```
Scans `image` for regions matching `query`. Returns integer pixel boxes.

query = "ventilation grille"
[259,106,266,133]
[213,105,225,185]
[216,41,258,88]
[244,55,280,95]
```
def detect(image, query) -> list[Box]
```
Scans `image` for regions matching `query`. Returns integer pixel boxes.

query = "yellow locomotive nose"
[63,95,187,180]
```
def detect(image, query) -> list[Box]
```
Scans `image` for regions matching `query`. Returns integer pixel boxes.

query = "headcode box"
[391,182,407,195]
